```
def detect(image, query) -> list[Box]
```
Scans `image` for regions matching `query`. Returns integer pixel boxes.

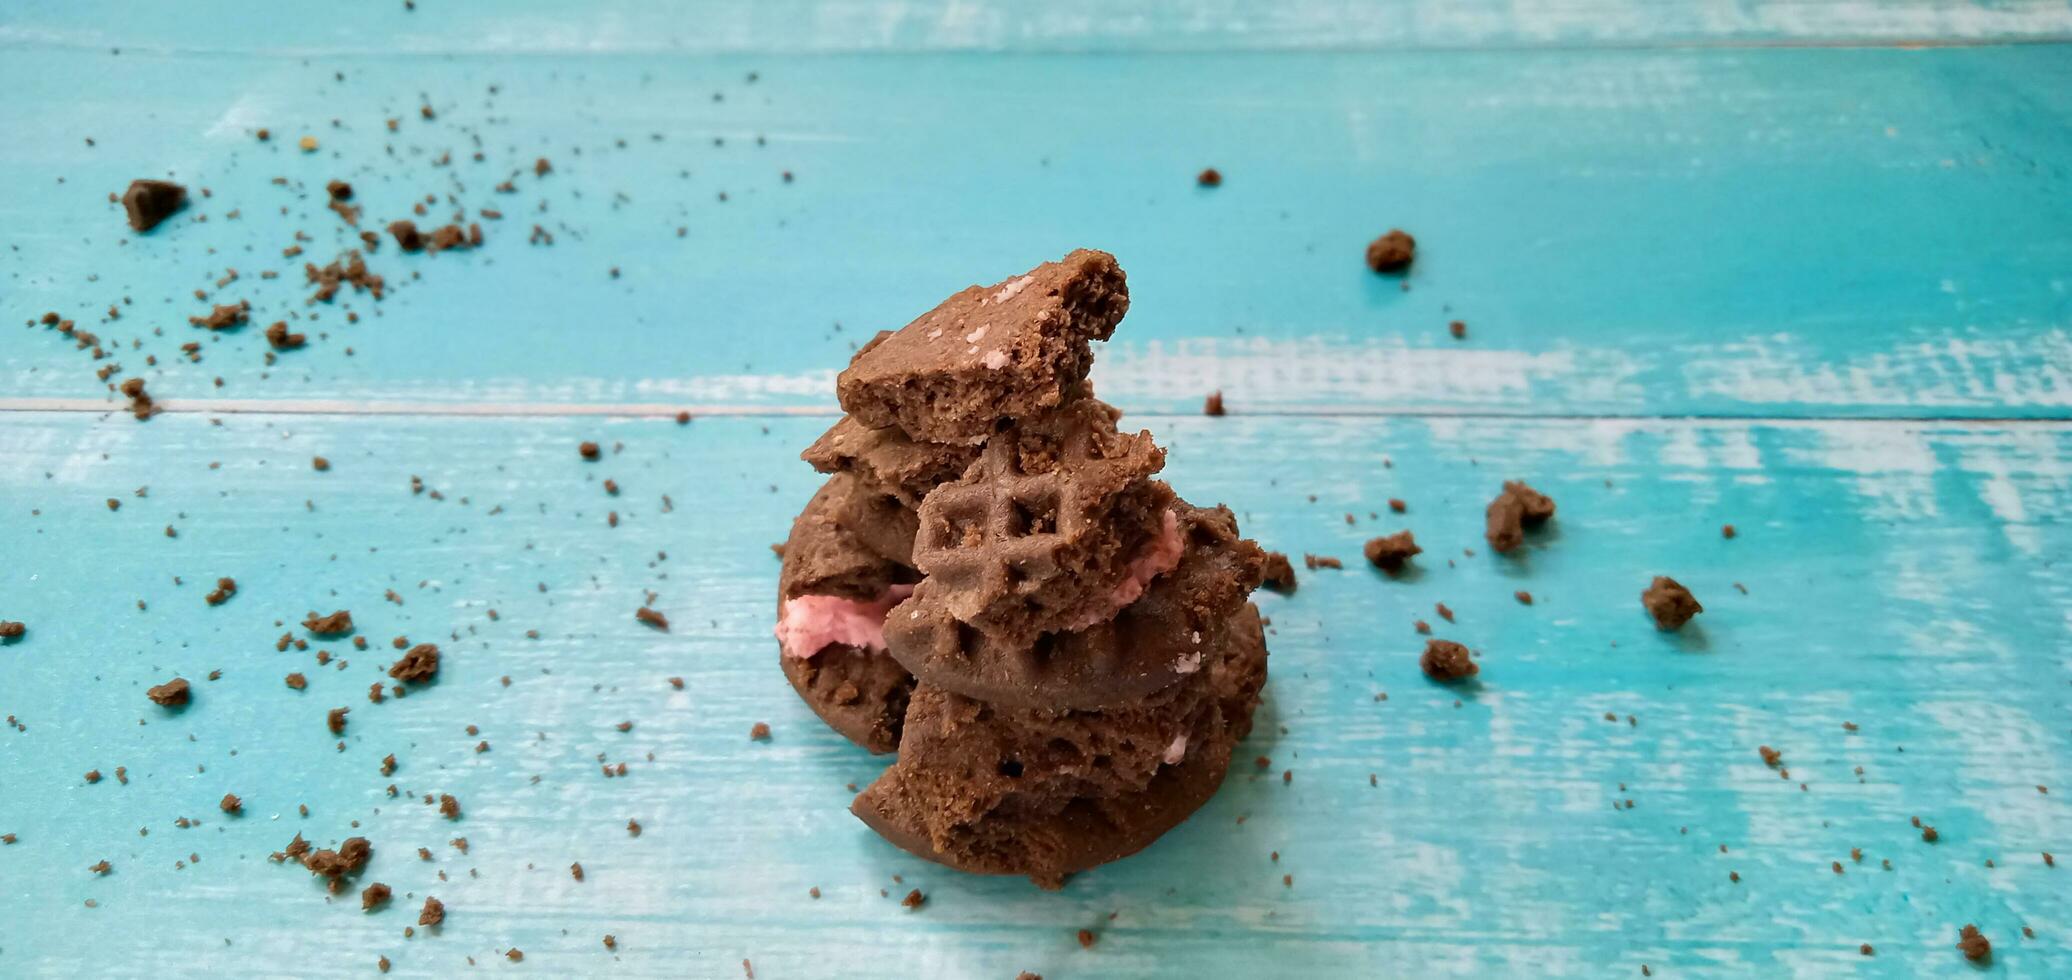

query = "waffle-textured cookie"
[911,399,1169,639]
[885,503,1264,710]
[852,603,1266,887]
[836,250,1128,444]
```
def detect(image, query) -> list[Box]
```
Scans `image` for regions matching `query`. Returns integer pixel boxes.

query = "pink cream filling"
[776,584,915,660]
[1064,509,1184,630]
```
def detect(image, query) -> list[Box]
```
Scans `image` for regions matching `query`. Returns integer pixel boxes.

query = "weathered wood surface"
[0,412,2065,976]
[1,2,2068,976]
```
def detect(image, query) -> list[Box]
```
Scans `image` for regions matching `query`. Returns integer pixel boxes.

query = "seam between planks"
[3,397,2069,427]
[3,36,2072,59]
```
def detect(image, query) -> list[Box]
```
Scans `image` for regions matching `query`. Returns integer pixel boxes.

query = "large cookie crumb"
[1641,577,1702,630]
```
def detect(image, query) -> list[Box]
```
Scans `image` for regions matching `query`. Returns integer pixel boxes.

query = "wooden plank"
[1,410,2065,976]
[5,44,2071,418]
[4,0,2071,54]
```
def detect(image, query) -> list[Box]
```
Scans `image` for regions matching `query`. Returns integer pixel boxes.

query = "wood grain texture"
[4,44,2070,417]
[1,411,2065,977]
[5,0,2071,53]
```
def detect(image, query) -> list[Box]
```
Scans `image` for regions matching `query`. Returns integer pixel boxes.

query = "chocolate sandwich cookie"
[776,477,920,754]
[802,415,981,509]
[853,602,1267,887]
[885,503,1265,711]
[911,399,1174,641]
[836,250,1129,444]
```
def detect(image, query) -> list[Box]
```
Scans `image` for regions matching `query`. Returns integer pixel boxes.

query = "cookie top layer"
[885,503,1264,710]
[836,250,1128,443]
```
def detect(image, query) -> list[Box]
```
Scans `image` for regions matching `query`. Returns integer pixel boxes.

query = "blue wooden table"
[2,2,2068,976]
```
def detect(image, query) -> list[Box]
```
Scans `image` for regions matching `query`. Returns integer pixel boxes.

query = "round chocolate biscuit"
[852,601,1268,886]
[777,477,920,754]
[884,503,1264,711]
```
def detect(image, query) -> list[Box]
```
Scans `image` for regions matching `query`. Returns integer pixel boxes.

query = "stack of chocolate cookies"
[775,250,1269,886]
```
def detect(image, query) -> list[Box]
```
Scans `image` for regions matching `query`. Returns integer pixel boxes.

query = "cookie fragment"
[1955,924,1990,963]
[304,610,354,636]
[1419,640,1477,682]
[1364,229,1415,272]
[1362,531,1421,573]
[1484,480,1555,554]
[122,179,187,232]
[147,677,192,707]
[1641,577,1702,630]
[387,644,440,682]
[836,250,1128,443]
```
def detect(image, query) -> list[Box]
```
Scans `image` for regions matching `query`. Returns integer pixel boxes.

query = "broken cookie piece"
[836,249,1128,443]
[122,179,187,232]
[1641,576,1702,631]
[1484,480,1555,554]
[1364,229,1415,273]
[147,677,192,707]
[1362,531,1421,573]
[1419,640,1477,682]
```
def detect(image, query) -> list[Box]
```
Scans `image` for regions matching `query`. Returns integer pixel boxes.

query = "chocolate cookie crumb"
[439,794,461,819]
[1859,943,1873,956]
[122,179,187,232]
[418,896,444,927]
[264,321,307,351]
[91,860,112,875]
[1303,554,1343,570]
[1196,168,1222,187]
[205,577,237,605]
[189,301,250,330]
[1722,524,1736,539]
[626,819,642,837]
[312,456,330,472]
[1077,929,1097,949]
[1641,577,1702,630]
[750,722,771,741]
[901,888,925,909]
[603,935,617,950]
[1922,826,1939,843]
[147,677,191,707]
[0,621,25,641]
[1203,391,1225,416]
[634,607,669,631]
[579,441,602,460]
[1484,481,1555,554]
[1364,229,1415,273]
[1420,640,1477,682]
[362,881,391,910]
[327,706,349,734]
[1759,746,1782,768]
[1956,924,1990,962]
[1260,552,1297,594]
[304,610,354,636]
[387,644,439,683]
[1362,531,1421,573]
[1388,498,1406,513]
[1514,590,1533,605]
[570,862,584,882]
[1449,320,1466,339]
[220,793,242,814]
